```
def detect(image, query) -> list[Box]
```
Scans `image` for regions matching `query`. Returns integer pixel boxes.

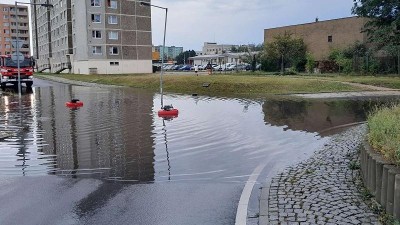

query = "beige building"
[0,4,30,56]
[264,17,368,60]
[32,0,152,74]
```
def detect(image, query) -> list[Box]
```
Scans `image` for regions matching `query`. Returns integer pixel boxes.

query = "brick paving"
[266,125,380,225]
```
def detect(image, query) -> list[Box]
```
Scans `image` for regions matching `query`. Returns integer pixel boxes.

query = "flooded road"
[0,79,398,225]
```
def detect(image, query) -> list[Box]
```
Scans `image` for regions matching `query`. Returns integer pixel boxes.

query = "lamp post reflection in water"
[162,119,171,180]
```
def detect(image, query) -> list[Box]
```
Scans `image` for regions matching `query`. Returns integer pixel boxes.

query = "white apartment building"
[32,0,152,74]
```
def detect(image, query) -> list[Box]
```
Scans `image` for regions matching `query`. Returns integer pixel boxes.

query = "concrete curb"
[360,141,400,220]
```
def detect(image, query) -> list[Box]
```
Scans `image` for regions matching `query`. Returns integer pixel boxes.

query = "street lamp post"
[139,1,168,109]
[14,1,53,98]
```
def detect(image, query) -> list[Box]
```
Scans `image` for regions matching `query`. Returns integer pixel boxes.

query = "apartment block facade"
[32,0,152,74]
[0,4,30,56]
[264,17,368,61]
[153,45,183,61]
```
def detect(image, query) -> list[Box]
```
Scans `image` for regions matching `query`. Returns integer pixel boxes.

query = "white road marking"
[235,155,276,225]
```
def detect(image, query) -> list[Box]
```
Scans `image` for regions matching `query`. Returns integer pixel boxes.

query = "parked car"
[226,64,237,71]
[173,65,184,70]
[221,63,235,71]
[164,65,175,70]
[179,65,192,71]
[198,65,207,70]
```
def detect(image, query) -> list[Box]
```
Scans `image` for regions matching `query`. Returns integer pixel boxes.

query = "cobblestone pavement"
[266,125,380,225]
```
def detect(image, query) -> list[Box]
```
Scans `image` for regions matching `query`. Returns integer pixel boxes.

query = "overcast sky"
[4,0,355,51]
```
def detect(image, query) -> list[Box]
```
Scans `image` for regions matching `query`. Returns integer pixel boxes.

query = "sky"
[3,0,355,51]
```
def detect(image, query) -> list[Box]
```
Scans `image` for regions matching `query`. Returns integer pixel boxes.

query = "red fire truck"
[0,54,34,89]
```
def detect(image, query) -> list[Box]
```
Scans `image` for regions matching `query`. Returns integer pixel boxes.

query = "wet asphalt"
[0,176,242,225]
[0,78,244,225]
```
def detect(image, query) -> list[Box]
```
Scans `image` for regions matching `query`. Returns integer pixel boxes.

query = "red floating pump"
[158,105,179,117]
[66,99,84,108]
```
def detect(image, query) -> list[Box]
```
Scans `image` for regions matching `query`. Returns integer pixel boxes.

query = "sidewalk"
[259,125,380,225]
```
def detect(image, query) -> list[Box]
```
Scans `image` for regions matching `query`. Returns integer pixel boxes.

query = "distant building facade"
[153,45,183,61]
[32,0,152,74]
[264,17,368,61]
[0,4,30,56]
[202,42,237,55]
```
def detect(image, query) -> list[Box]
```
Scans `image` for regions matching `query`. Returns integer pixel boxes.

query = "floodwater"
[0,85,398,182]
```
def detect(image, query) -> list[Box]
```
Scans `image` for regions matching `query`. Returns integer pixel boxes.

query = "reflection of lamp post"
[162,119,171,180]
[139,1,168,108]
[14,1,53,98]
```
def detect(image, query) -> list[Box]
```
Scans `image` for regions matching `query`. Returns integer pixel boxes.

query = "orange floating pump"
[158,105,179,117]
[66,99,84,108]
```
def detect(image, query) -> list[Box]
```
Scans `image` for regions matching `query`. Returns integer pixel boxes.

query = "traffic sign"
[11,40,24,49]
[11,52,24,63]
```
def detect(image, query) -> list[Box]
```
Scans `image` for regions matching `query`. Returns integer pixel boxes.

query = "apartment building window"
[3,7,8,12]
[109,46,118,55]
[92,30,102,39]
[91,0,101,7]
[328,35,333,43]
[5,45,10,49]
[108,31,118,40]
[107,0,117,9]
[92,46,102,55]
[3,23,9,27]
[91,14,101,23]
[110,62,119,66]
[108,15,118,24]
[4,30,9,34]
[3,15,8,19]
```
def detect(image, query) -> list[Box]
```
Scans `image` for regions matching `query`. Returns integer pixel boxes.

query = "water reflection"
[41,86,155,181]
[1,85,399,182]
[263,98,400,136]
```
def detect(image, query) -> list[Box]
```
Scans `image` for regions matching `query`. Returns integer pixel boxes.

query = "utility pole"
[33,0,39,72]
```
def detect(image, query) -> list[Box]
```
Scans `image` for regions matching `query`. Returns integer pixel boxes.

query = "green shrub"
[368,104,400,165]
[306,52,316,73]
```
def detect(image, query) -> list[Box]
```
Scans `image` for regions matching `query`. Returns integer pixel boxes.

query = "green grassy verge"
[306,74,400,89]
[368,104,400,166]
[36,73,364,97]
[224,71,400,89]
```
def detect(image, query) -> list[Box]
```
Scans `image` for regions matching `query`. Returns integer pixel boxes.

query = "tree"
[175,50,196,64]
[231,46,238,53]
[262,32,307,73]
[305,52,316,73]
[328,42,372,74]
[352,0,400,49]
[352,0,400,74]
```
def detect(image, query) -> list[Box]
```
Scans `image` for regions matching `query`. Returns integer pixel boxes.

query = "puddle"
[1,85,398,181]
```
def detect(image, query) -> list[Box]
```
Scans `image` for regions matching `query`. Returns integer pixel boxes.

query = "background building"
[153,45,183,61]
[0,4,30,56]
[32,0,152,74]
[202,42,237,55]
[264,17,368,61]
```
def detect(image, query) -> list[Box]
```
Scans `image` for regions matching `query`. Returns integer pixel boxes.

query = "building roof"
[264,16,361,31]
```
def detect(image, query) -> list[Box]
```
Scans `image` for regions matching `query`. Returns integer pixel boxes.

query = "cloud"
[150,0,354,50]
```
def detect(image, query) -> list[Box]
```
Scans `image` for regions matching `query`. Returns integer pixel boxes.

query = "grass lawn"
[217,71,400,89]
[368,104,400,166]
[295,74,400,89]
[36,73,365,97]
